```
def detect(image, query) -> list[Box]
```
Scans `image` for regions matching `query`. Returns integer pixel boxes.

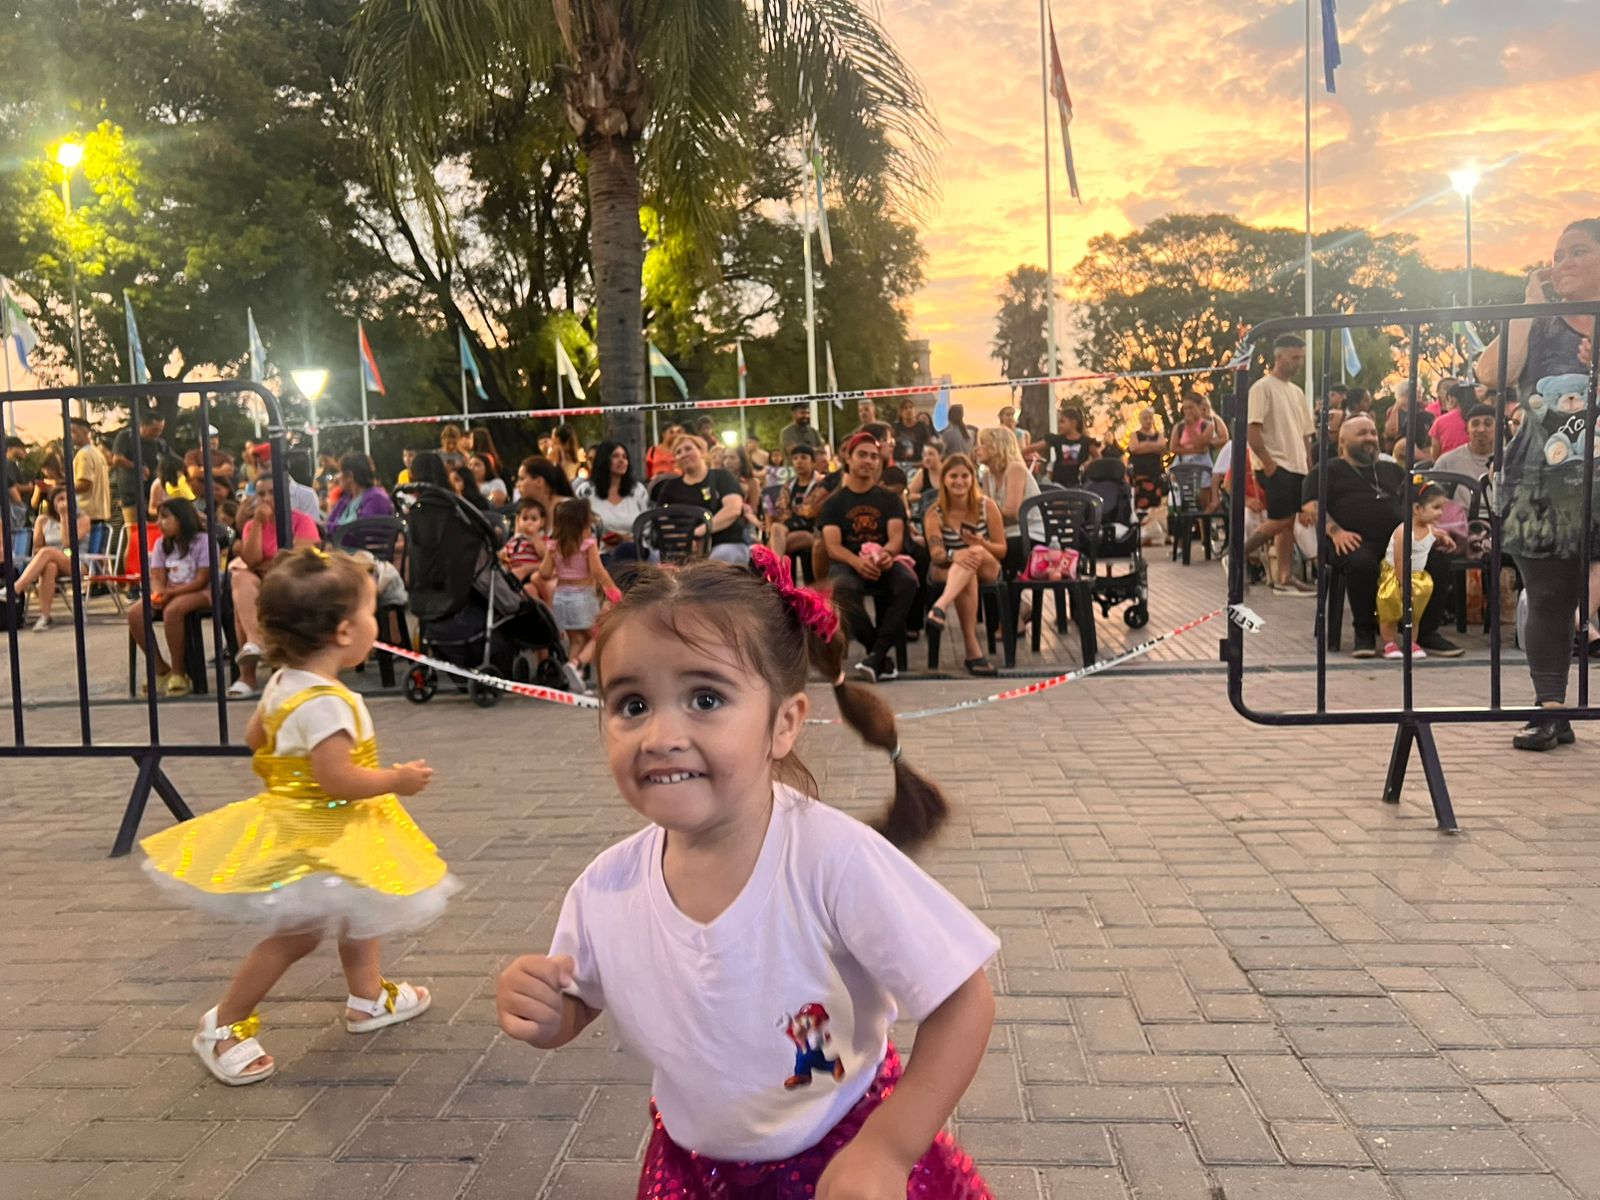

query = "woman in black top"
[1128,408,1167,533]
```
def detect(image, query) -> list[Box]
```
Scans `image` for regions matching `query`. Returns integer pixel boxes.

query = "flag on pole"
[648,342,689,400]
[554,339,586,402]
[123,292,150,385]
[825,342,842,409]
[933,378,951,431]
[1453,319,1487,356]
[459,327,489,401]
[247,308,268,382]
[1047,11,1082,202]
[0,277,38,364]
[1321,0,1342,94]
[735,339,748,399]
[810,138,834,266]
[358,320,385,394]
[1340,326,1361,377]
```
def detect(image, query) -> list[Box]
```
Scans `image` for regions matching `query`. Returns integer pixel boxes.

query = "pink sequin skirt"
[637,1045,991,1199]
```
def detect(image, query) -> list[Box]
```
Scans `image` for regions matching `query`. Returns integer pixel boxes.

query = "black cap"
[1466,404,1496,422]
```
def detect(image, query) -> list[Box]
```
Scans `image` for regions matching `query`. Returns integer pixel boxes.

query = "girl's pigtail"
[807,626,949,852]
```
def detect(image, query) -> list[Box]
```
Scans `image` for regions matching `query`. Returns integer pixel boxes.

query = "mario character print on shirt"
[782,1003,845,1090]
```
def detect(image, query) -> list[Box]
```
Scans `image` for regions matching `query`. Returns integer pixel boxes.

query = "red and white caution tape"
[374,604,1251,722]
[377,640,601,708]
[311,362,1235,432]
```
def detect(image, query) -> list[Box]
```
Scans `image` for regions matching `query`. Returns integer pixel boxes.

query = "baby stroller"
[1080,469,1151,629]
[396,483,571,706]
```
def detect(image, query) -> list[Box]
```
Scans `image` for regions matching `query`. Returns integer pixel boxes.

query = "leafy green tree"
[350,0,937,459]
[991,265,1055,436]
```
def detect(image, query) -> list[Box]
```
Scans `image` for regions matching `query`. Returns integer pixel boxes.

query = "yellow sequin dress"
[141,679,457,937]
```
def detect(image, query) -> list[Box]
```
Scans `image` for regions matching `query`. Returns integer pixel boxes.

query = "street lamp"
[292,368,329,463]
[54,140,86,393]
[1449,168,1481,309]
[720,429,739,448]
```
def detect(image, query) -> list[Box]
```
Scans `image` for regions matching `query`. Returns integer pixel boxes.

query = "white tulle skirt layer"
[143,865,461,939]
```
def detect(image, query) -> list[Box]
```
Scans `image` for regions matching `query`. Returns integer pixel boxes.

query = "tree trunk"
[585,138,645,466]
[1019,383,1051,445]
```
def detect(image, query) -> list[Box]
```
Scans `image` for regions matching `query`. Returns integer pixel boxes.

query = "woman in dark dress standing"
[1128,407,1167,543]
[1478,217,1599,751]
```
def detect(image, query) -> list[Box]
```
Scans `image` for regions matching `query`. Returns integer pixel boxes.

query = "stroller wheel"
[470,667,503,708]
[403,665,437,703]
[1124,605,1150,629]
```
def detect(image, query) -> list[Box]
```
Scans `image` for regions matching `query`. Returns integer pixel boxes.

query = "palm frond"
[348,0,562,241]
[757,0,941,214]
[634,0,758,256]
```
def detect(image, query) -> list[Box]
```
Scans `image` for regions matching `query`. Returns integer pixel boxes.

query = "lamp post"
[1449,168,1481,309]
[55,140,86,410]
[291,367,329,467]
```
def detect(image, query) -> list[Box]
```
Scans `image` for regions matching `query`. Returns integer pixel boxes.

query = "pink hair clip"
[749,545,840,643]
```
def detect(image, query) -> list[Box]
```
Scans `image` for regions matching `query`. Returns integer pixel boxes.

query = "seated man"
[1300,415,1460,659]
[819,432,918,683]
[767,442,827,565]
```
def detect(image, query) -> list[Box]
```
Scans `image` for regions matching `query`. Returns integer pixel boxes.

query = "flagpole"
[556,360,564,412]
[459,339,469,420]
[357,320,372,458]
[1304,0,1316,402]
[1039,0,1059,410]
[737,340,748,445]
[801,131,819,432]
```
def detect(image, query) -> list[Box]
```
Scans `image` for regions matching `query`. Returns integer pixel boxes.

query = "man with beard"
[1300,415,1461,658]
[779,402,822,454]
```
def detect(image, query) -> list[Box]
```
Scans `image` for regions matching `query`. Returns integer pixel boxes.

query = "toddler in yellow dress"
[142,546,457,1086]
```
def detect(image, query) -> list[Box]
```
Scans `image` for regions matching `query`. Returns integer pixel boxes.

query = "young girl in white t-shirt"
[142,547,456,1086]
[1379,479,1447,660]
[498,544,998,1198]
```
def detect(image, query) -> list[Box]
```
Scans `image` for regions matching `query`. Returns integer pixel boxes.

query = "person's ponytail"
[808,628,949,851]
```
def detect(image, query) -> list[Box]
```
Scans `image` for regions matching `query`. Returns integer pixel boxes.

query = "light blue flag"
[459,327,489,401]
[932,381,951,431]
[0,276,38,364]
[1341,326,1361,378]
[1453,320,1487,356]
[825,342,843,409]
[124,291,150,384]
[648,341,689,400]
[247,308,268,382]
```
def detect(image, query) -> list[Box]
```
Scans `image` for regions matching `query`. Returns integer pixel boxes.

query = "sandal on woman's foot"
[965,657,998,677]
[927,605,947,629]
[346,980,431,1033]
[192,1007,274,1086]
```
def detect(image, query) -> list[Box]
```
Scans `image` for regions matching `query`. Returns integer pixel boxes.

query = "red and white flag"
[1048,10,1081,202]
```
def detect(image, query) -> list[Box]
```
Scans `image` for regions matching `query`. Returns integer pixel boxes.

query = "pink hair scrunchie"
[749,544,840,644]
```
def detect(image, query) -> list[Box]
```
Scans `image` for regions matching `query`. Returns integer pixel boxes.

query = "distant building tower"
[910,339,932,387]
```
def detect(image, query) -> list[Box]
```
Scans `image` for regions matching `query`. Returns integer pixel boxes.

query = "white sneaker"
[226,679,255,699]
[852,659,878,684]
[562,661,590,695]
[31,614,53,632]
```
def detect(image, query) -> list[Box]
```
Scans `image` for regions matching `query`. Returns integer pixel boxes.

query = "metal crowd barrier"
[1226,302,1600,832]
[1,381,290,856]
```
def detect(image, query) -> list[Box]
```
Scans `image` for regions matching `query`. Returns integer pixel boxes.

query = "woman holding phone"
[924,453,1005,676]
[1477,217,1600,752]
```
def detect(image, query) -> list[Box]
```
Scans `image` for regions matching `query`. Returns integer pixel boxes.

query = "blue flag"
[1321,0,1342,94]
[648,342,689,400]
[1453,320,1487,356]
[124,291,150,384]
[247,308,268,382]
[459,327,489,401]
[1341,326,1361,377]
[932,380,951,431]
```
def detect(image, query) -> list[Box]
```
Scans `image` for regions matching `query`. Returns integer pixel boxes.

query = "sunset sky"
[878,0,1600,405]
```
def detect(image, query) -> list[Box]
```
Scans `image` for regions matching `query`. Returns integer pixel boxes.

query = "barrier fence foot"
[1381,717,1458,833]
[110,753,195,858]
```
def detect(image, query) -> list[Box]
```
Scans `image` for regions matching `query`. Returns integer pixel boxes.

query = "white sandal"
[192,1007,275,1086]
[346,979,430,1033]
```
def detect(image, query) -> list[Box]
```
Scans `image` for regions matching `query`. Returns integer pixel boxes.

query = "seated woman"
[227,475,321,698]
[469,454,508,506]
[5,486,90,632]
[127,498,213,696]
[586,440,650,564]
[326,452,396,531]
[923,454,1005,677]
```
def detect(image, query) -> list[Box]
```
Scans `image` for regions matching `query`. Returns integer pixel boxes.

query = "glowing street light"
[54,139,86,393]
[720,429,739,447]
[1449,168,1481,308]
[292,368,330,462]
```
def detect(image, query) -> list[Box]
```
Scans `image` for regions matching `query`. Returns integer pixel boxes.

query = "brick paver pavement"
[3,556,1599,1198]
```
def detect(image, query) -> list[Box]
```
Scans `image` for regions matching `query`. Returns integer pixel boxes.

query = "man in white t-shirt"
[1234,333,1314,594]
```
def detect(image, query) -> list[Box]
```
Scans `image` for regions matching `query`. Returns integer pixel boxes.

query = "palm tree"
[350,0,935,456]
